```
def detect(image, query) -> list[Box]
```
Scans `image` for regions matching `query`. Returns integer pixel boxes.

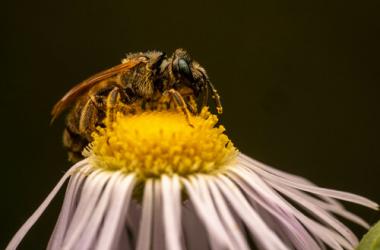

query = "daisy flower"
[7,108,378,250]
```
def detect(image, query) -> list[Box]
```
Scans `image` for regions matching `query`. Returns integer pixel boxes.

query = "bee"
[51,48,223,162]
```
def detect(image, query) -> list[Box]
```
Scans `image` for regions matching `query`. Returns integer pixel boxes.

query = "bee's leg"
[105,87,124,124]
[89,95,106,110]
[201,83,209,113]
[175,87,201,114]
[79,99,98,141]
[164,89,193,126]
[63,128,88,162]
[185,97,197,114]
[62,103,90,162]
[90,84,131,112]
[207,80,223,114]
[176,88,198,114]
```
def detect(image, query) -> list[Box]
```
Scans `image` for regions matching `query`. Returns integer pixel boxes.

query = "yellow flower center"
[87,108,237,180]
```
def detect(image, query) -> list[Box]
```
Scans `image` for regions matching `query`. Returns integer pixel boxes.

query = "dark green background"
[1,0,379,248]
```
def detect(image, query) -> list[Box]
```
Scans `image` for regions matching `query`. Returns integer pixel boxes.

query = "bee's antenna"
[201,81,209,112]
[50,117,56,126]
[207,80,223,114]
[50,113,58,126]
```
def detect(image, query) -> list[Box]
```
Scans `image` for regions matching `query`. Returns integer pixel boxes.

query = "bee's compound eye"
[178,59,193,81]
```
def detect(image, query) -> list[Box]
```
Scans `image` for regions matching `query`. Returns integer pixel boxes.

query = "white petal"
[234,163,369,229]
[239,154,342,208]
[194,176,238,249]
[48,168,87,249]
[126,199,142,247]
[252,165,370,229]
[271,181,358,245]
[6,160,87,250]
[95,174,136,250]
[116,227,132,250]
[240,155,378,210]
[231,165,357,249]
[136,179,153,250]
[215,175,289,250]
[63,170,111,249]
[182,201,209,250]
[227,167,320,250]
[182,177,231,250]
[74,172,123,250]
[162,175,182,250]
[239,153,320,185]
[235,166,352,249]
[321,203,370,228]
[152,179,166,250]
[206,179,250,250]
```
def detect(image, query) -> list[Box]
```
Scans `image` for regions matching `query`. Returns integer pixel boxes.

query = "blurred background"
[1,0,379,248]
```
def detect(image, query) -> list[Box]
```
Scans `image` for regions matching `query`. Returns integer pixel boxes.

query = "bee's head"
[162,48,223,114]
[171,48,207,97]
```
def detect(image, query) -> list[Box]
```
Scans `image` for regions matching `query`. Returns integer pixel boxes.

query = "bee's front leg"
[90,85,133,112]
[63,128,88,162]
[89,95,106,110]
[164,89,193,126]
[79,99,98,141]
[105,86,134,124]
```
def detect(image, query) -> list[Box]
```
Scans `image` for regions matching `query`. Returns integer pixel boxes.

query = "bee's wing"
[51,58,143,123]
